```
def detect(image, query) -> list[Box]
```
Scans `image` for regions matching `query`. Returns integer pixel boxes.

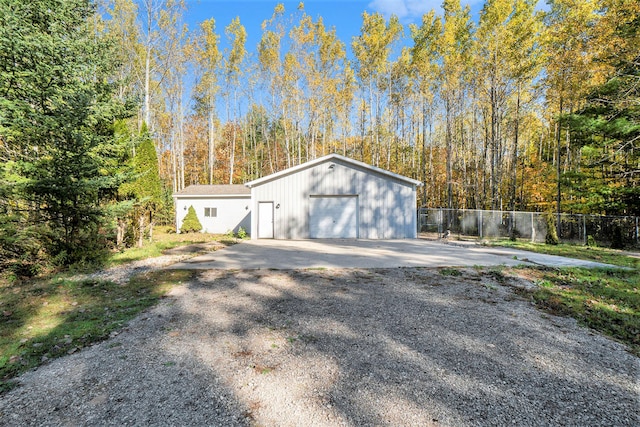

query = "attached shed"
[173,184,251,234]
[245,154,422,239]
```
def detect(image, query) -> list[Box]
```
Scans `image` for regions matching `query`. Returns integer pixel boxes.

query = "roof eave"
[245,153,422,188]
[173,194,251,198]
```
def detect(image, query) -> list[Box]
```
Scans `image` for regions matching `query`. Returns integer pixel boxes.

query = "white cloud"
[368,0,441,20]
[406,0,437,17]
[368,0,407,19]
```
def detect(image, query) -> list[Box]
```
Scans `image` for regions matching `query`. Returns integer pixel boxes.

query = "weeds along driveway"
[169,239,616,270]
[1,268,637,426]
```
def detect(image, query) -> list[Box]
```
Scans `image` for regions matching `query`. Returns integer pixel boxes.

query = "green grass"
[491,241,639,353]
[0,226,236,392]
[439,268,462,277]
[516,267,640,355]
[490,240,639,269]
[0,269,194,393]
[0,227,237,393]
[107,227,235,267]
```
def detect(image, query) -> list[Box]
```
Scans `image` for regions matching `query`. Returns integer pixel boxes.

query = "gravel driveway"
[169,239,618,270]
[1,267,638,426]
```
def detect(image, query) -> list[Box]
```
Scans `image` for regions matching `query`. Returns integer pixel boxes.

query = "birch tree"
[440,0,473,210]
[543,0,598,229]
[410,10,442,206]
[223,17,247,184]
[352,11,402,165]
[192,18,221,184]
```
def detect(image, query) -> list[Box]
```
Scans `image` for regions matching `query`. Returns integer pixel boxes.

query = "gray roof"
[245,153,423,188]
[173,184,250,196]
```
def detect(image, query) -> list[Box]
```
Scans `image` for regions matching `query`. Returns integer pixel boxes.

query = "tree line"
[103,0,637,215]
[1,0,164,273]
[1,0,638,271]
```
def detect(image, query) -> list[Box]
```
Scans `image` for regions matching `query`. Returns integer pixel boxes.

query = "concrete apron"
[167,239,618,270]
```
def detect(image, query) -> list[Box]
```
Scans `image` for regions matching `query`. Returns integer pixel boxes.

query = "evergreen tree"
[119,123,164,247]
[180,206,202,233]
[0,0,131,268]
[565,2,640,215]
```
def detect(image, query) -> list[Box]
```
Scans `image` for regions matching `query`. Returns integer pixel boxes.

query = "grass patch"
[518,267,640,355]
[108,228,233,267]
[439,268,462,277]
[490,240,639,269]
[0,269,194,393]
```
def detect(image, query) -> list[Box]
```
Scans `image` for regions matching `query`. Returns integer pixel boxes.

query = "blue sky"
[184,0,487,52]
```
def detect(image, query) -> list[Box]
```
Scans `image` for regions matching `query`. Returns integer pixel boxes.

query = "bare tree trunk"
[510,86,521,212]
[421,100,428,207]
[208,101,215,184]
[445,95,453,211]
[556,94,564,238]
[143,2,152,129]
[229,124,236,184]
[179,87,185,191]
[148,211,154,242]
[137,214,145,248]
[116,218,126,248]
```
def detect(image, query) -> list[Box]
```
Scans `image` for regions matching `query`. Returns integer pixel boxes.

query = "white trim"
[245,153,423,188]
[173,194,250,199]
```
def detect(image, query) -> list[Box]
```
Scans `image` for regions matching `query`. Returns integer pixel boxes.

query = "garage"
[245,153,421,240]
[173,185,251,234]
[309,196,358,238]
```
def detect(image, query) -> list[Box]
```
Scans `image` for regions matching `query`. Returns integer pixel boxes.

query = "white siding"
[175,196,251,234]
[250,158,417,239]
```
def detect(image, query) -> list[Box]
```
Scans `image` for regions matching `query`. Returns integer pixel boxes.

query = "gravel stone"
[1,267,638,426]
[73,253,194,285]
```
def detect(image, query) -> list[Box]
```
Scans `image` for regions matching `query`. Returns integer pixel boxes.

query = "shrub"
[180,206,202,233]
[611,226,624,249]
[237,227,248,239]
[586,235,597,247]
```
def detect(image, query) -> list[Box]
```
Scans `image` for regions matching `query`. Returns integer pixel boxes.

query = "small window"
[204,207,217,218]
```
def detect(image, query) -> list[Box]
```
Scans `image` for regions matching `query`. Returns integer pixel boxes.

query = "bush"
[586,235,597,247]
[180,206,202,233]
[544,212,559,245]
[237,227,248,239]
[0,216,44,277]
[611,226,624,249]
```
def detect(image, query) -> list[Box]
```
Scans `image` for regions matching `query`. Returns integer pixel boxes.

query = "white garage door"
[309,196,357,238]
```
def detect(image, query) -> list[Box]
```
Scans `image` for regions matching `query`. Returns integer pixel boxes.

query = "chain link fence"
[418,208,640,248]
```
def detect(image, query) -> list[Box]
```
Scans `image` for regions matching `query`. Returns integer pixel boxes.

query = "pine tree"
[119,124,164,247]
[565,2,640,215]
[0,0,131,267]
[180,206,202,233]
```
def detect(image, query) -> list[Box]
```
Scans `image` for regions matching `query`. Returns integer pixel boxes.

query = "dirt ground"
[1,267,638,426]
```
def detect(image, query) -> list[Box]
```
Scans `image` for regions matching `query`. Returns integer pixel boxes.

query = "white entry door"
[258,202,274,238]
[309,196,357,238]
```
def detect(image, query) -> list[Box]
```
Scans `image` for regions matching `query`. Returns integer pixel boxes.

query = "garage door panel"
[310,197,357,238]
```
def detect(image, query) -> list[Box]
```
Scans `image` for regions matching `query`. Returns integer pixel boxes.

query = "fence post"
[511,210,515,239]
[583,214,587,245]
[531,212,535,243]
[479,210,483,239]
[636,216,639,245]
